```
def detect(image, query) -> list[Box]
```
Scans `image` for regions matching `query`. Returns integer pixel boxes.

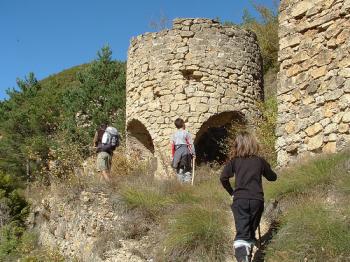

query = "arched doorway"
[194,111,246,164]
[127,119,155,158]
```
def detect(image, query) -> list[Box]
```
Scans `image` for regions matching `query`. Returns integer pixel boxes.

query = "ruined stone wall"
[126,18,263,159]
[276,0,350,165]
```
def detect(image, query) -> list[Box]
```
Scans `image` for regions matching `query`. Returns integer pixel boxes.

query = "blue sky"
[0,0,276,100]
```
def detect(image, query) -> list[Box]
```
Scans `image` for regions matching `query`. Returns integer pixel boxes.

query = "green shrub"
[164,203,230,261]
[119,170,204,218]
[0,226,64,262]
[118,168,233,261]
[265,153,350,261]
[170,190,198,204]
[242,3,279,73]
[255,98,277,166]
[17,231,38,255]
[0,222,25,260]
[0,173,28,260]
[110,148,153,178]
[159,178,199,204]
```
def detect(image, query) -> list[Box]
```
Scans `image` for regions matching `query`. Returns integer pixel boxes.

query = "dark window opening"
[180,69,203,81]
[194,111,246,164]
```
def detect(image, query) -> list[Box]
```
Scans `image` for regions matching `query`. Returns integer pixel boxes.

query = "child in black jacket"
[220,131,277,262]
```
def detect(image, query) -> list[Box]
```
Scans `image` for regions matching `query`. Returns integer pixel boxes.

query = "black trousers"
[231,198,264,241]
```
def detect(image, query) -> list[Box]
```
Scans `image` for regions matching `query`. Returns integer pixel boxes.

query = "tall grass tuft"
[164,203,231,261]
[120,185,173,219]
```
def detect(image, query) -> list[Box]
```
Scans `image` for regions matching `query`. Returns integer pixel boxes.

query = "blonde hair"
[231,131,259,158]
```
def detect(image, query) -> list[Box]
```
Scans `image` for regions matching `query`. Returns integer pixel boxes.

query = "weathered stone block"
[328,133,337,141]
[310,66,327,79]
[323,142,337,153]
[307,134,324,151]
[324,123,338,134]
[342,112,350,123]
[280,34,301,50]
[324,89,344,101]
[285,121,296,134]
[339,123,349,133]
[291,1,314,18]
[305,123,323,136]
[339,68,350,78]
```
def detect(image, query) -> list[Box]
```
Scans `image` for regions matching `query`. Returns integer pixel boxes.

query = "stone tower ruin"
[276,0,350,165]
[126,18,263,164]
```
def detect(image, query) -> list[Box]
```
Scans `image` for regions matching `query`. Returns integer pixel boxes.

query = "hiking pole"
[257,224,262,248]
[191,157,195,186]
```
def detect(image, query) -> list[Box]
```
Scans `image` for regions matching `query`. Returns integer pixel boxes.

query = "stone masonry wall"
[126,18,263,159]
[276,0,350,165]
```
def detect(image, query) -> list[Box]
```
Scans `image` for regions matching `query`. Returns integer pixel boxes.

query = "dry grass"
[110,147,154,177]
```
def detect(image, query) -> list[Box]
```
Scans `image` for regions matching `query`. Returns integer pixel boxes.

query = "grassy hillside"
[264,152,350,261]
[17,151,348,261]
[39,64,89,90]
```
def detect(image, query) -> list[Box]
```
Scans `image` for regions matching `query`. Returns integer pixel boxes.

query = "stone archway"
[194,111,246,164]
[127,119,155,158]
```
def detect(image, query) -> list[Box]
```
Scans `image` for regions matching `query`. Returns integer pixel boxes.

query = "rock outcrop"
[29,188,154,261]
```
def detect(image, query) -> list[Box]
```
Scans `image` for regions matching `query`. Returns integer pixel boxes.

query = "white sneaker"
[183,172,192,183]
[234,240,252,262]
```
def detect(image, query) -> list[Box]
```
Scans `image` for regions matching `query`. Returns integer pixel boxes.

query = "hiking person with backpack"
[220,131,277,262]
[96,125,120,182]
[171,118,196,183]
